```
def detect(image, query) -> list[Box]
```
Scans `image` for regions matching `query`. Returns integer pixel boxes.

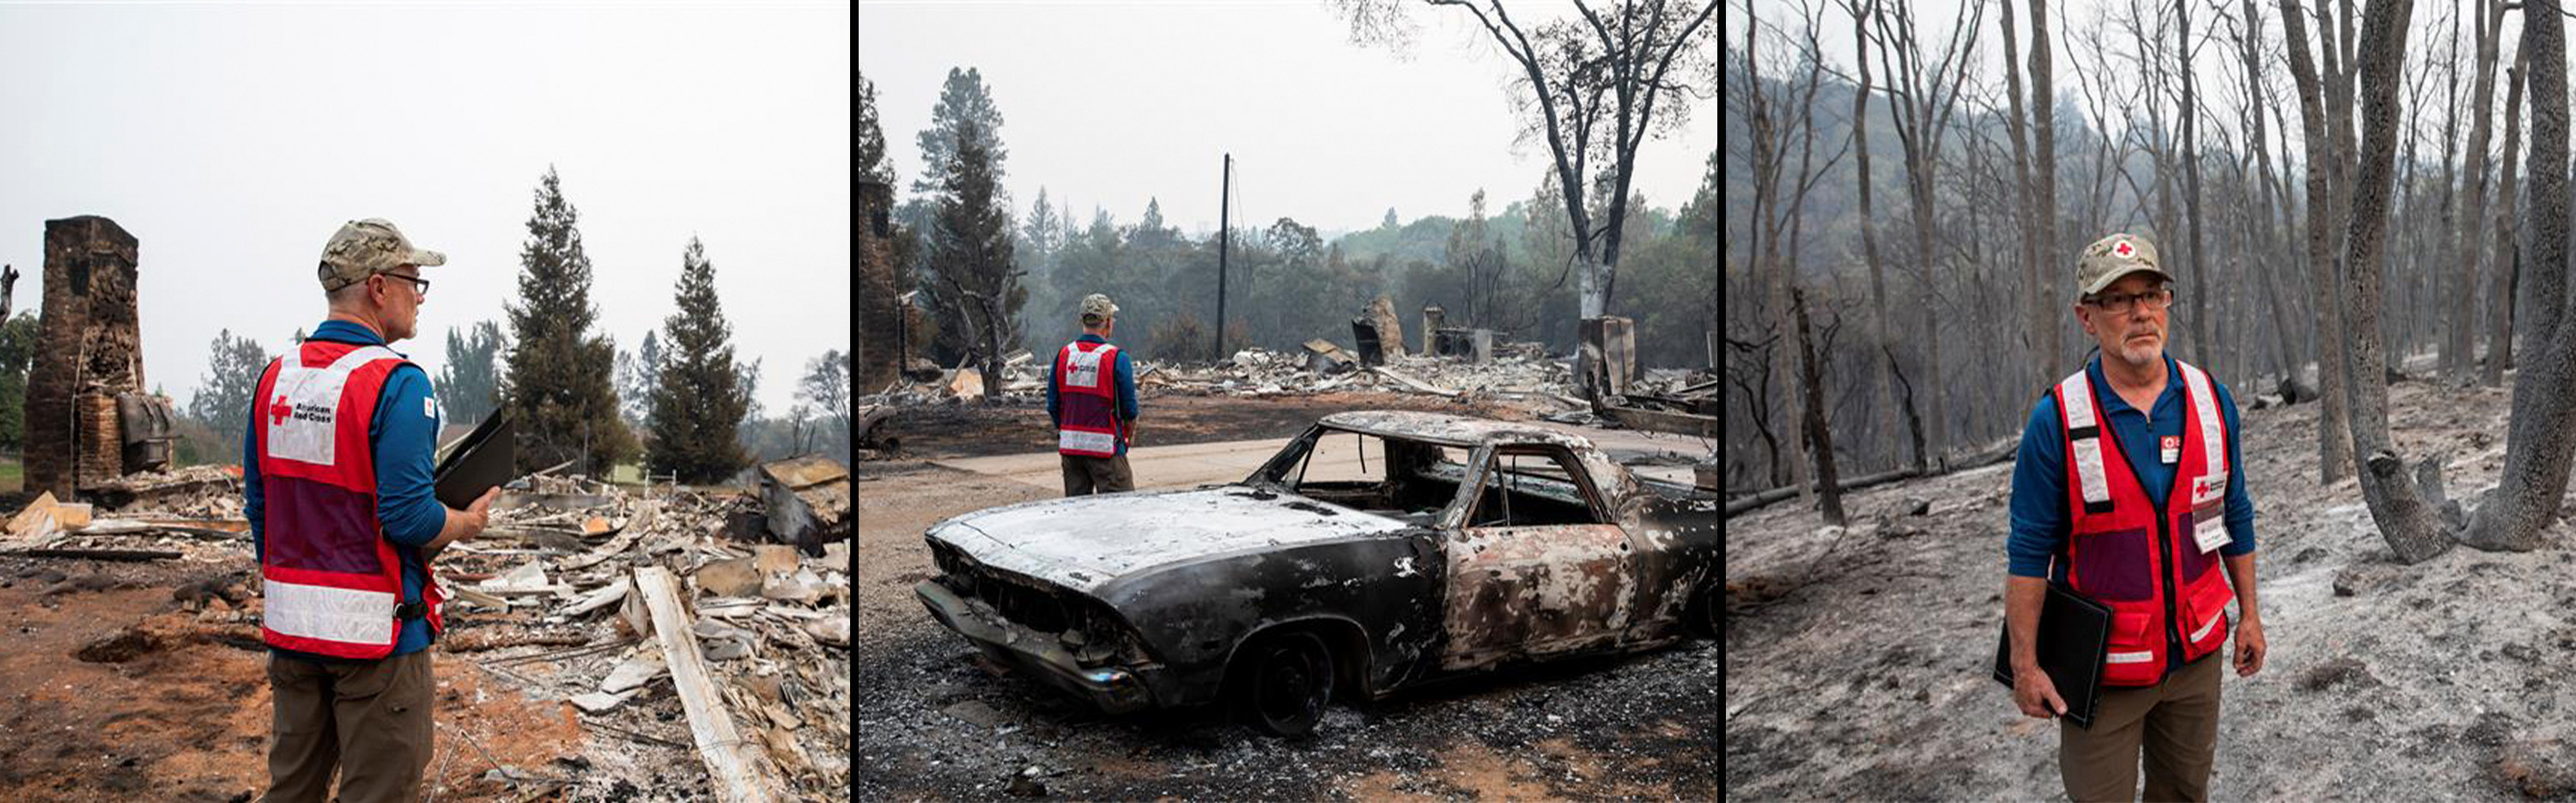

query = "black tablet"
[1990,581,2113,728]
[432,411,514,510]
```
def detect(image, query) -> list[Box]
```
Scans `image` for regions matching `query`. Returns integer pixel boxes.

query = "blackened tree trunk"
[2330,0,2451,563]
[2178,0,2212,365]
[2279,0,2358,484]
[1998,0,2046,392]
[1794,287,1846,526]
[2461,0,2573,552]
[1846,0,1911,472]
[2485,46,2530,386]
[2448,0,2508,386]
[2028,0,2063,378]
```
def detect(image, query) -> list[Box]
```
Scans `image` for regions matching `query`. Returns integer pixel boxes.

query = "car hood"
[927,486,1412,594]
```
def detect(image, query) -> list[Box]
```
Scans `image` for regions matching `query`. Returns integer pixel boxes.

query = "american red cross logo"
[2114,240,2135,258]
[269,396,292,426]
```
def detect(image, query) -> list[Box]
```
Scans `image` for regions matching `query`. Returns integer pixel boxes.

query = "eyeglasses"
[2086,287,2172,314]
[376,271,429,299]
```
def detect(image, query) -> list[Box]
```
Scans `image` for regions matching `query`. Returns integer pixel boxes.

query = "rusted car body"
[914,411,1717,734]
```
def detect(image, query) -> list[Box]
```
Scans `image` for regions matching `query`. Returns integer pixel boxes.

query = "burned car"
[914,411,1716,735]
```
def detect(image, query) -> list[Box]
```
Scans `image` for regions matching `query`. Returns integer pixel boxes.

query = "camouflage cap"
[2075,233,2169,298]
[1080,293,1119,322]
[319,218,446,291]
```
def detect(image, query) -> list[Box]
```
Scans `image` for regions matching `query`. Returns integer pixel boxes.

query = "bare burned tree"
[2177,0,2214,365]
[1871,0,1982,470]
[2278,0,2359,485]
[2483,44,2529,386]
[1735,0,1852,507]
[1841,0,1922,473]
[2461,0,2573,553]
[1337,0,1718,404]
[1794,286,1846,525]
[2442,0,2508,387]
[1996,0,2048,391]
[2026,0,2063,380]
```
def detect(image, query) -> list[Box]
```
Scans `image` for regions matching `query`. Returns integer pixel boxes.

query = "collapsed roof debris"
[0,459,855,802]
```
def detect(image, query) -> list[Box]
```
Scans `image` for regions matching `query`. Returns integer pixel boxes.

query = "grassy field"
[0,457,21,494]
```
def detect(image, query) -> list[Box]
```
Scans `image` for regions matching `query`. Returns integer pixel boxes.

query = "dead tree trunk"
[2028,0,2063,385]
[2461,0,2573,553]
[1871,0,1981,471]
[1998,0,2047,392]
[2330,0,2451,563]
[1742,11,1813,501]
[2178,0,2212,367]
[2279,0,2358,485]
[1794,287,1846,526]
[2446,0,2507,386]
[1844,0,1910,473]
[2485,46,2530,386]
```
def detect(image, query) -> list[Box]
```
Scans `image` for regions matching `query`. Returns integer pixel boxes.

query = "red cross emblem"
[2113,240,2135,259]
[269,396,293,426]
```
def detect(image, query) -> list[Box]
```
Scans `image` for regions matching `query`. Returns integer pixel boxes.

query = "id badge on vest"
[2190,472,2230,553]
[2160,435,2181,465]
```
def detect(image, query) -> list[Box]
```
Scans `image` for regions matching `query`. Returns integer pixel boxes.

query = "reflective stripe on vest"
[2054,357,2237,687]
[255,340,441,659]
[1055,341,1123,459]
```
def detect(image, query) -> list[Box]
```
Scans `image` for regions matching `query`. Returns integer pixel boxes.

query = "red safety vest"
[2055,358,2235,687]
[252,339,444,659]
[1054,340,1124,458]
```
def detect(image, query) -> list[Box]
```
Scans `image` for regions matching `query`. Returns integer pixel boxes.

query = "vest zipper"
[2154,510,2184,678]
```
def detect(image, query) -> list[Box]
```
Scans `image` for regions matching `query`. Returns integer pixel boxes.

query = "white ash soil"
[1726,376,2576,800]
[858,459,1721,800]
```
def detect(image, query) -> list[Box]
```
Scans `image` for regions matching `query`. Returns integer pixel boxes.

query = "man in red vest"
[247,218,501,803]
[2003,234,2267,801]
[1048,293,1139,495]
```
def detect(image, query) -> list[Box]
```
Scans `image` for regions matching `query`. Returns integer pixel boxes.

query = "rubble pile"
[0,458,857,801]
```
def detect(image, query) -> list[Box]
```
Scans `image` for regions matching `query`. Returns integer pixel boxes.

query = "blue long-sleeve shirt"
[1045,334,1139,455]
[2008,353,2257,581]
[246,319,448,660]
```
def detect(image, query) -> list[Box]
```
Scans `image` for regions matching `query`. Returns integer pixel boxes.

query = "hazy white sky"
[0,3,850,415]
[860,0,1719,237]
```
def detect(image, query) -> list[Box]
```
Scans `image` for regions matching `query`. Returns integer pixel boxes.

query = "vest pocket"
[2072,526,2154,601]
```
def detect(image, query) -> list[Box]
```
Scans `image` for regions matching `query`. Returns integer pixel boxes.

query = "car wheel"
[1235,630,1334,737]
[1686,579,1717,639]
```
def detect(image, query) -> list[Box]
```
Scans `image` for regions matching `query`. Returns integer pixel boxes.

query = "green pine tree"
[926,119,1024,388]
[647,237,750,484]
[505,166,635,474]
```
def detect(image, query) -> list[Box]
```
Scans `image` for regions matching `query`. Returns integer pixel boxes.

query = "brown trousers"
[2061,652,2223,802]
[1061,453,1135,496]
[266,649,436,803]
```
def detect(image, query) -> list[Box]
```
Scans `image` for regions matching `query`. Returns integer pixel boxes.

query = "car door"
[1435,444,1641,672]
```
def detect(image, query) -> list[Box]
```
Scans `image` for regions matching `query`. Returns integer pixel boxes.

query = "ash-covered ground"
[1726,374,2576,800]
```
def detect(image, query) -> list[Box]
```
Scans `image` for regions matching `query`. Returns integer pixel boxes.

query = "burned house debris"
[912,411,1716,736]
[757,454,853,555]
[1,448,856,800]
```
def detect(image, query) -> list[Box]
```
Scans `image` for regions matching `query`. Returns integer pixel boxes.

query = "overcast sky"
[0,3,849,416]
[860,0,1719,237]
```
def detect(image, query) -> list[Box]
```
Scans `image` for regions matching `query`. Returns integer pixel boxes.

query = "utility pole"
[1215,153,1231,359]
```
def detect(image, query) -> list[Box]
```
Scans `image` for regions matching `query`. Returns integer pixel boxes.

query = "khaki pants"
[2061,652,2222,802]
[266,650,436,803]
[1061,453,1134,496]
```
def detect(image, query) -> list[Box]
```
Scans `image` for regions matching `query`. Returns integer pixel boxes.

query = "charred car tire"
[1234,630,1334,737]
[1686,578,1717,639]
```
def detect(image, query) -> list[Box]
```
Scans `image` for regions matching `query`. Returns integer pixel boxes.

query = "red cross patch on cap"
[2114,240,2135,259]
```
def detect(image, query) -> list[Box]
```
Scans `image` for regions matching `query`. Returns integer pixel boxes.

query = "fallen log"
[1723,437,2019,518]
[635,565,787,803]
[3,548,181,562]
